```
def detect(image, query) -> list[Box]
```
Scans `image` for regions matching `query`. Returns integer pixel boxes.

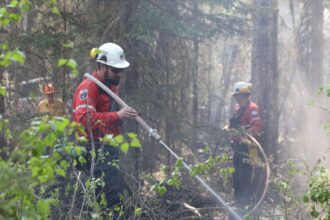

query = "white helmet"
[90,43,130,69]
[232,81,252,95]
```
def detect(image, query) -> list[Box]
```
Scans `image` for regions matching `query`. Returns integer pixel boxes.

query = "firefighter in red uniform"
[73,43,138,212]
[227,81,262,208]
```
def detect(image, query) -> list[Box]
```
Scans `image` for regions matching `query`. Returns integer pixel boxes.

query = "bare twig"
[68,171,81,218]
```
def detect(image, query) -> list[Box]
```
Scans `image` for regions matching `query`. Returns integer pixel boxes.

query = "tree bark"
[251,0,279,161]
[0,69,5,149]
[192,40,199,149]
[310,0,323,91]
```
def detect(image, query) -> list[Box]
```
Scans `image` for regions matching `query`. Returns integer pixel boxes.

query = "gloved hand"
[248,144,259,166]
[231,135,250,145]
[223,128,242,143]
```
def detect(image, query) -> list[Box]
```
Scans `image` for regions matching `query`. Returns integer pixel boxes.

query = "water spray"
[84,73,245,220]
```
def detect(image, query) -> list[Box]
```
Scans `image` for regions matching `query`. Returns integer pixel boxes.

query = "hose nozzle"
[148,128,161,140]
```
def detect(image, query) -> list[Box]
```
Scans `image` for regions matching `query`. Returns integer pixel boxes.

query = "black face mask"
[104,77,120,86]
[104,68,120,86]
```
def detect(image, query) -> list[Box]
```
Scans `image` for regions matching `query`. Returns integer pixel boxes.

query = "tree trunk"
[122,0,142,178]
[0,69,5,149]
[310,0,323,91]
[214,43,239,128]
[192,40,199,149]
[251,0,279,161]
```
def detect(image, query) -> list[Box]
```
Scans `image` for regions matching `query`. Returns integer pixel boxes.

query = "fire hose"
[84,73,268,219]
[241,131,270,214]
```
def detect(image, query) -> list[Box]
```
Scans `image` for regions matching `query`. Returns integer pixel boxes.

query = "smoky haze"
[196,0,329,173]
[277,0,330,168]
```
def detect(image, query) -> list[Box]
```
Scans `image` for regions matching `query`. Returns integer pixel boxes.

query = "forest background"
[0,0,329,219]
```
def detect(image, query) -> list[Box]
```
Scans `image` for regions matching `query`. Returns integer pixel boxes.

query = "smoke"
[278,1,330,168]
[280,93,330,168]
[197,0,330,170]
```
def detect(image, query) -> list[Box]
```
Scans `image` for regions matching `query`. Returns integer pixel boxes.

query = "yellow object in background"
[38,99,65,117]
[90,48,98,60]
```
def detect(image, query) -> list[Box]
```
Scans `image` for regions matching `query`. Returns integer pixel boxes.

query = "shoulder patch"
[251,110,258,116]
[79,89,88,101]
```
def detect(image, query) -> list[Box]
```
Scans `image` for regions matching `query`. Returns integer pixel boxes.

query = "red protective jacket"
[72,71,122,140]
[230,101,262,137]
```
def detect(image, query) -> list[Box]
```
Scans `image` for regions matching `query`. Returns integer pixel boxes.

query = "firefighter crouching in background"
[72,43,138,213]
[226,81,262,208]
[38,83,65,117]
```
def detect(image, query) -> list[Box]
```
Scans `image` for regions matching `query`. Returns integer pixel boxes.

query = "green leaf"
[175,159,183,170]
[156,185,167,196]
[303,195,309,203]
[0,86,6,96]
[102,134,113,141]
[66,59,77,69]
[74,146,82,156]
[0,43,8,50]
[29,157,41,176]
[73,159,77,167]
[43,135,56,148]
[160,164,167,173]
[91,150,96,158]
[9,13,19,21]
[128,132,137,138]
[77,136,88,143]
[60,160,69,169]
[19,0,30,12]
[189,167,198,177]
[167,178,175,186]
[58,58,67,67]
[221,153,229,162]
[114,135,124,144]
[51,7,60,15]
[8,0,18,7]
[130,138,141,147]
[11,50,25,64]
[228,167,235,174]
[102,134,118,147]
[134,208,142,217]
[62,42,74,48]
[56,168,66,177]
[70,69,79,78]
[0,8,6,17]
[310,206,319,218]
[120,143,129,154]
[37,199,53,218]
[91,213,100,219]
[167,176,180,190]
[38,122,50,132]
[79,156,86,165]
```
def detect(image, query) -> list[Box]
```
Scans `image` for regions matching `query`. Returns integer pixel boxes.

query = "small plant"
[150,159,183,196]
[0,116,81,219]
[304,165,330,220]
